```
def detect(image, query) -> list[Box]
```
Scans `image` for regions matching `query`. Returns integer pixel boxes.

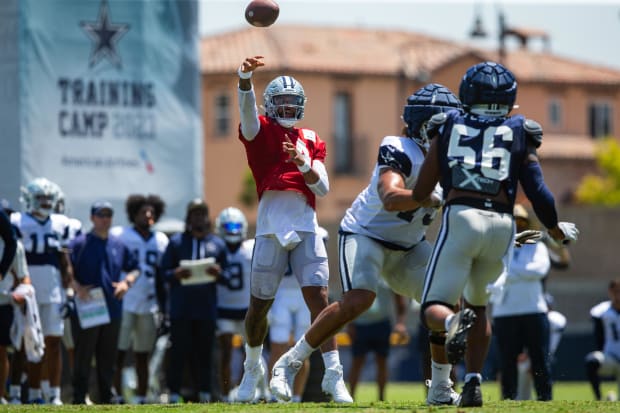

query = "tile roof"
[538,134,597,160]
[200,25,620,85]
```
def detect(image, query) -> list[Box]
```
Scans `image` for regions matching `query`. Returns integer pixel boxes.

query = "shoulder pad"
[426,112,448,137]
[524,118,543,148]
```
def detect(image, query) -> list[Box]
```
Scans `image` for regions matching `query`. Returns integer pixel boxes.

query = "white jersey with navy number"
[591,301,620,359]
[340,135,440,249]
[110,226,169,314]
[217,238,254,311]
[11,212,70,304]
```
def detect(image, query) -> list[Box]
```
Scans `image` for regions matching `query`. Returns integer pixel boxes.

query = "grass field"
[4,382,619,412]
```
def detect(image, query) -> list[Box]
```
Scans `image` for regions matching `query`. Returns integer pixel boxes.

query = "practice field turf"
[5,382,619,412]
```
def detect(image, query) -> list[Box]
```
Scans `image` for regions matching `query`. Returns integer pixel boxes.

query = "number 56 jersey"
[11,212,70,304]
[340,135,441,250]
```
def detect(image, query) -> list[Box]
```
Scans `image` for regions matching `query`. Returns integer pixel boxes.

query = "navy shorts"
[0,304,14,346]
[351,319,391,357]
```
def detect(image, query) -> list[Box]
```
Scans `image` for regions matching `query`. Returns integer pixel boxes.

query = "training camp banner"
[18,0,203,224]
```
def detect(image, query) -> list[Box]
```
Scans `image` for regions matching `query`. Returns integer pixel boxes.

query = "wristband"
[238,66,252,79]
[298,161,311,173]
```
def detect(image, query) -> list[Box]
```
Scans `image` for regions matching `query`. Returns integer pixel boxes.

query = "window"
[333,92,353,173]
[214,94,230,137]
[548,99,562,129]
[588,102,613,138]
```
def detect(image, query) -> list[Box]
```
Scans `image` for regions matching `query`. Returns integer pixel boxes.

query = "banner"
[16,0,202,224]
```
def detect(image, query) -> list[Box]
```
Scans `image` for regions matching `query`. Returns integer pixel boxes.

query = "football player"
[270,83,461,404]
[213,207,255,402]
[110,194,168,404]
[413,61,579,407]
[585,279,620,401]
[11,177,73,404]
[236,56,347,403]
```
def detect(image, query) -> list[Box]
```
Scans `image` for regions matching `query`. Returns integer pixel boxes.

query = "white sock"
[292,394,302,402]
[40,380,50,399]
[431,360,452,383]
[321,350,341,370]
[291,335,315,361]
[9,385,21,398]
[245,343,263,364]
[28,388,42,401]
[50,386,61,400]
[444,314,455,331]
[465,372,482,383]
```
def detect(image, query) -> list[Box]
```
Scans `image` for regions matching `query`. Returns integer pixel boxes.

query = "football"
[245,0,279,28]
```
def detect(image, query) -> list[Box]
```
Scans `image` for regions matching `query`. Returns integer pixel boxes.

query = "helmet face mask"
[459,61,517,116]
[402,83,462,149]
[264,76,307,128]
[21,177,58,219]
[216,207,248,245]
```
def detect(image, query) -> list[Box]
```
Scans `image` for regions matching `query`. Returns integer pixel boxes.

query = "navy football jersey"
[436,112,529,205]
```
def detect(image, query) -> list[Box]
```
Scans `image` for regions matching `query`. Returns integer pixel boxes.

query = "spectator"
[69,201,139,404]
[412,61,579,407]
[490,204,557,400]
[347,279,408,401]
[11,178,73,404]
[213,207,254,402]
[267,227,329,403]
[111,194,168,404]
[235,55,348,403]
[585,278,620,401]
[160,199,228,403]
[270,84,460,405]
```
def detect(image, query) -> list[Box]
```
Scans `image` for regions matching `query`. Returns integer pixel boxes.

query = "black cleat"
[458,376,483,407]
[445,308,476,365]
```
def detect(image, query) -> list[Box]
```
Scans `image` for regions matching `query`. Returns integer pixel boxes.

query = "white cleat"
[49,396,63,406]
[321,366,353,403]
[425,379,459,405]
[270,350,303,402]
[236,359,265,403]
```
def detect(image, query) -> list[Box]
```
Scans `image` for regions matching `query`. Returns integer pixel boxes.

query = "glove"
[514,230,543,248]
[558,222,579,243]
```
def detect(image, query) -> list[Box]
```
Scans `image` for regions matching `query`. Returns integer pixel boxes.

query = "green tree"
[575,137,620,206]
[239,167,257,207]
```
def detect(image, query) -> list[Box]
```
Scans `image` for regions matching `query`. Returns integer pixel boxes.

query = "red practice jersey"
[239,115,327,209]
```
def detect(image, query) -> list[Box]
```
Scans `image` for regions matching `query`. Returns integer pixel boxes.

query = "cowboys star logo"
[80,0,130,69]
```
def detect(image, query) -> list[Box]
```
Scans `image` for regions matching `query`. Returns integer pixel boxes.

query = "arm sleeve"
[238,87,260,141]
[0,210,17,277]
[307,160,329,197]
[519,161,558,229]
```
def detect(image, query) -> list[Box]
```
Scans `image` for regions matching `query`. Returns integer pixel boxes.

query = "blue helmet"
[402,83,461,149]
[459,61,517,113]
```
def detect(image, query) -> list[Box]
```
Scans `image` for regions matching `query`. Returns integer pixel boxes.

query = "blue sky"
[199,0,620,70]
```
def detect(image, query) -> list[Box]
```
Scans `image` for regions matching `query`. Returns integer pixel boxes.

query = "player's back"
[436,111,529,206]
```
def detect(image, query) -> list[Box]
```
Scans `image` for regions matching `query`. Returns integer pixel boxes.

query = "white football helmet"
[216,207,248,244]
[48,181,66,214]
[264,75,306,128]
[21,177,58,219]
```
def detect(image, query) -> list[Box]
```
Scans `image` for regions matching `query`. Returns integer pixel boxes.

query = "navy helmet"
[402,83,461,149]
[459,61,517,114]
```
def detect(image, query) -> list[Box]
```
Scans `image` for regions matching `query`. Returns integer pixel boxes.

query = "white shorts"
[338,232,432,302]
[39,303,64,337]
[421,204,513,308]
[217,318,245,337]
[269,287,310,343]
[251,233,328,300]
[117,311,157,353]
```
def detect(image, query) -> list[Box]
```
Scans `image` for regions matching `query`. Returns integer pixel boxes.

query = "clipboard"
[74,287,110,329]
[179,257,217,285]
